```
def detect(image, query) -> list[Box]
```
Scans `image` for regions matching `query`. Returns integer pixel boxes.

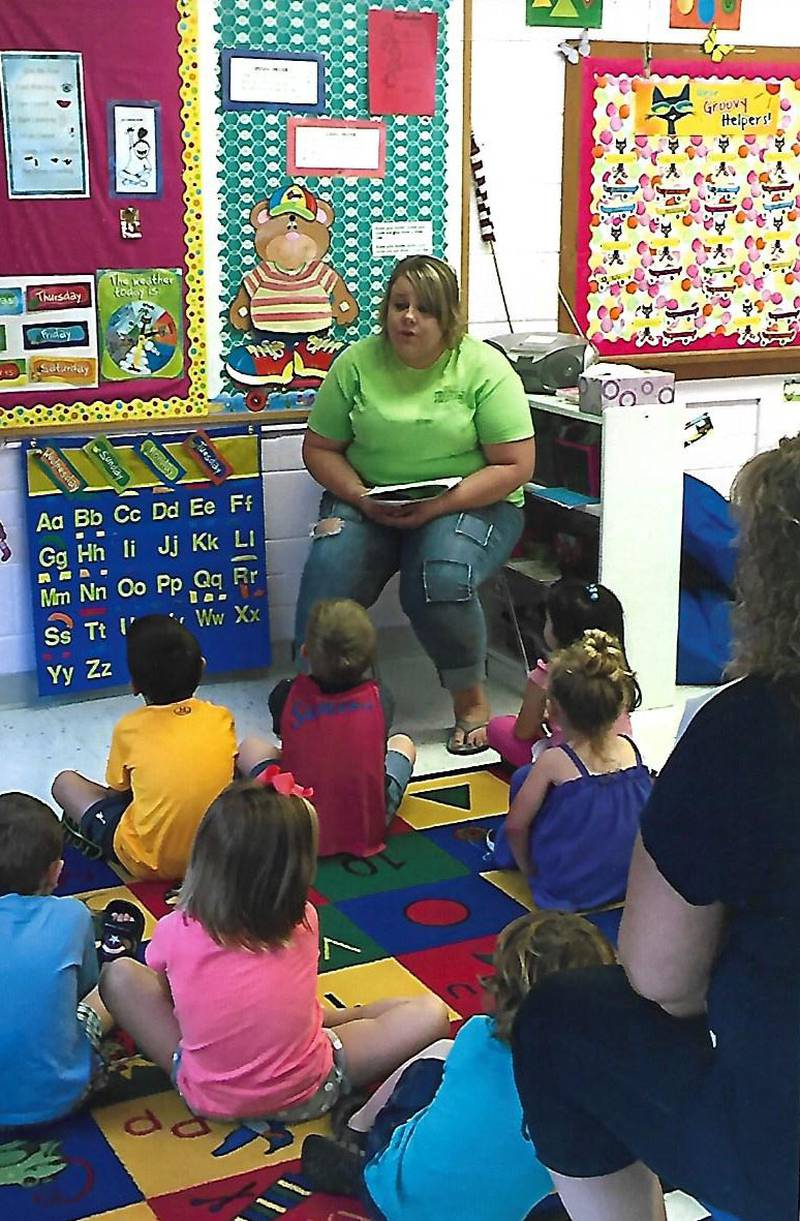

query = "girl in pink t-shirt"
[487,580,640,768]
[99,776,448,1123]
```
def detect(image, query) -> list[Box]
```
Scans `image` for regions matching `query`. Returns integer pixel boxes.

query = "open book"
[361,477,462,508]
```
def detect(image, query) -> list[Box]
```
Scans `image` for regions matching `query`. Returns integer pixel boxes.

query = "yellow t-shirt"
[107,698,236,880]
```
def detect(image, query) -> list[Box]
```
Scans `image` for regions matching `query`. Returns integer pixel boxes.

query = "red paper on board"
[368,8,438,117]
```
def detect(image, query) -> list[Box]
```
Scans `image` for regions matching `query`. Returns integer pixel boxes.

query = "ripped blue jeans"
[294,491,523,692]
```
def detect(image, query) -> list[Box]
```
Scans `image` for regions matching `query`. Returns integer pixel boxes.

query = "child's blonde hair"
[180,781,318,951]
[548,629,636,741]
[305,598,376,687]
[483,911,615,1043]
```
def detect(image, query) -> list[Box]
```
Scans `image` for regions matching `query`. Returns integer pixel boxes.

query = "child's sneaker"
[301,1134,364,1196]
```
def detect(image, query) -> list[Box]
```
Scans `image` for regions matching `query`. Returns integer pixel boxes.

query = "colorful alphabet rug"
[0,765,625,1221]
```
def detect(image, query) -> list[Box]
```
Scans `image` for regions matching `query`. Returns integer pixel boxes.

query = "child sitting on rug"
[0,792,114,1127]
[487,578,640,769]
[238,598,416,857]
[488,630,652,911]
[99,775,449,1125]
[52,615,237,880]
[301,911,616,1218]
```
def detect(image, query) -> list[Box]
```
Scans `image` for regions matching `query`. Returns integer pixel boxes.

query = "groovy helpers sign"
[23,427,270,697]
[634,78,781,138]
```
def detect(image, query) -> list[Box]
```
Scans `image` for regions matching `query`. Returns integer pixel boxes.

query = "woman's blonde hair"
[378,255,466,349]
[180,781,318,950]
[305,598,376,687]
[483,912,615,1043]
[548,629,636,740]
[729,435,800,693]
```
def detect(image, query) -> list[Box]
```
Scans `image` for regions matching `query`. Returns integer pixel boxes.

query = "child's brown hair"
[180,781,318,950]
[483,911,615,1043]
[305,598,376,687]
[0,792,63,896]
[548,628,637,742]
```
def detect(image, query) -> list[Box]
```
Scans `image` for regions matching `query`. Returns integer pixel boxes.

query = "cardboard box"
[579,363,675,414]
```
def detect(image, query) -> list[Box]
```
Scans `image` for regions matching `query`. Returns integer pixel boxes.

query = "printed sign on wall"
[0,274,98,397]
[97,268,184,382]
[24,428,270,698]
[108,101,162,197]
[0,51,89,198]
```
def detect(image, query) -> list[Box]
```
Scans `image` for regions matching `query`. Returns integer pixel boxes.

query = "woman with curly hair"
[512,436,800,1221]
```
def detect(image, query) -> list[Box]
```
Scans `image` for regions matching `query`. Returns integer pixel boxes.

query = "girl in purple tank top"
[489,630,652,911]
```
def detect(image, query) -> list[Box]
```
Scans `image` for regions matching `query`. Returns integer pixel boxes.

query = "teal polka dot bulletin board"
[215,0,455,408]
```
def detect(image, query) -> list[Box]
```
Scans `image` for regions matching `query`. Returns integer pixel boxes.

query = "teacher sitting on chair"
[295,255,535,755]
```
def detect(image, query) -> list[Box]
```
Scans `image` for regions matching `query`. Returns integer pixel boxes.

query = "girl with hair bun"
[489,630,652,910]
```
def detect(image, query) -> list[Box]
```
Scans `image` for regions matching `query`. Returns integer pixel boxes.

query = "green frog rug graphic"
[0,1139,66,1187]
[226,183,359,410]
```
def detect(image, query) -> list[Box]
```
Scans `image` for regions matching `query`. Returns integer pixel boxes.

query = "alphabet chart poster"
[563,47,800,377]
[23,427,270,697]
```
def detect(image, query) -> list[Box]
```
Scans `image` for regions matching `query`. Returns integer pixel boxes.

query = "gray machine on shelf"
[487,332,589,395]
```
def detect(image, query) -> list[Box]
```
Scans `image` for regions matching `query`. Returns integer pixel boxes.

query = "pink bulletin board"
[0,1,205,432]
[560,42,800,380]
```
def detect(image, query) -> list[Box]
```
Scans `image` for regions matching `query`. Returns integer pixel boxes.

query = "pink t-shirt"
[145,903,332,1119]
[528,658,633,745]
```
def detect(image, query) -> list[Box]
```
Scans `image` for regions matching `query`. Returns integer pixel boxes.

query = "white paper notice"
[372,221,434,260]
[294,124,383,173]
[229,56,319,106]
[112,104,159,195]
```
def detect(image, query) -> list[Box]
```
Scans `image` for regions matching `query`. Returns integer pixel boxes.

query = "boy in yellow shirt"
[52,615,236,880]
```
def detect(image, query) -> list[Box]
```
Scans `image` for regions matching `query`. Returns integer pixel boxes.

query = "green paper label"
[83,436,132,494]
[138,436,185,484]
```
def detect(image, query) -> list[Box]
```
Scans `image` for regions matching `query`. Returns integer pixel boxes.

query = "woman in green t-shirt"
[296,256,535,754]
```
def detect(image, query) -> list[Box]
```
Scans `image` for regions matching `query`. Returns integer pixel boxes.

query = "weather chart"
[23,428,270,697]
[578,64,800,357]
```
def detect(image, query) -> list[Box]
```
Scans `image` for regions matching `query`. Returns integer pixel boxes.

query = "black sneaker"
[301,1134,364,1196]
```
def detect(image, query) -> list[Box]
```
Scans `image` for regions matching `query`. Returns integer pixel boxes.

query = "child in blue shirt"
[0,793,112,1127]
[302,911,616,1220]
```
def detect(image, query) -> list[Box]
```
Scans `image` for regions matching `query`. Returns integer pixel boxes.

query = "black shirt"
[641,675,800,1214]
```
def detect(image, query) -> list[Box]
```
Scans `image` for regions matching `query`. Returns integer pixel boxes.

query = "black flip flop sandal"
[98,899,145,964]
[446,719,490,756]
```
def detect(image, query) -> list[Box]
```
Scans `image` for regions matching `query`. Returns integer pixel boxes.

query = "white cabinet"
[517,395,683,710]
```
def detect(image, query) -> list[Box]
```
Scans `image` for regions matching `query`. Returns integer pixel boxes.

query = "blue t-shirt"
[0,894,98,1126]
[364,1016,553,1220]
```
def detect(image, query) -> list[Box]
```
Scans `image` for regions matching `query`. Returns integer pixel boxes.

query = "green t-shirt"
[307,333,534,506]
